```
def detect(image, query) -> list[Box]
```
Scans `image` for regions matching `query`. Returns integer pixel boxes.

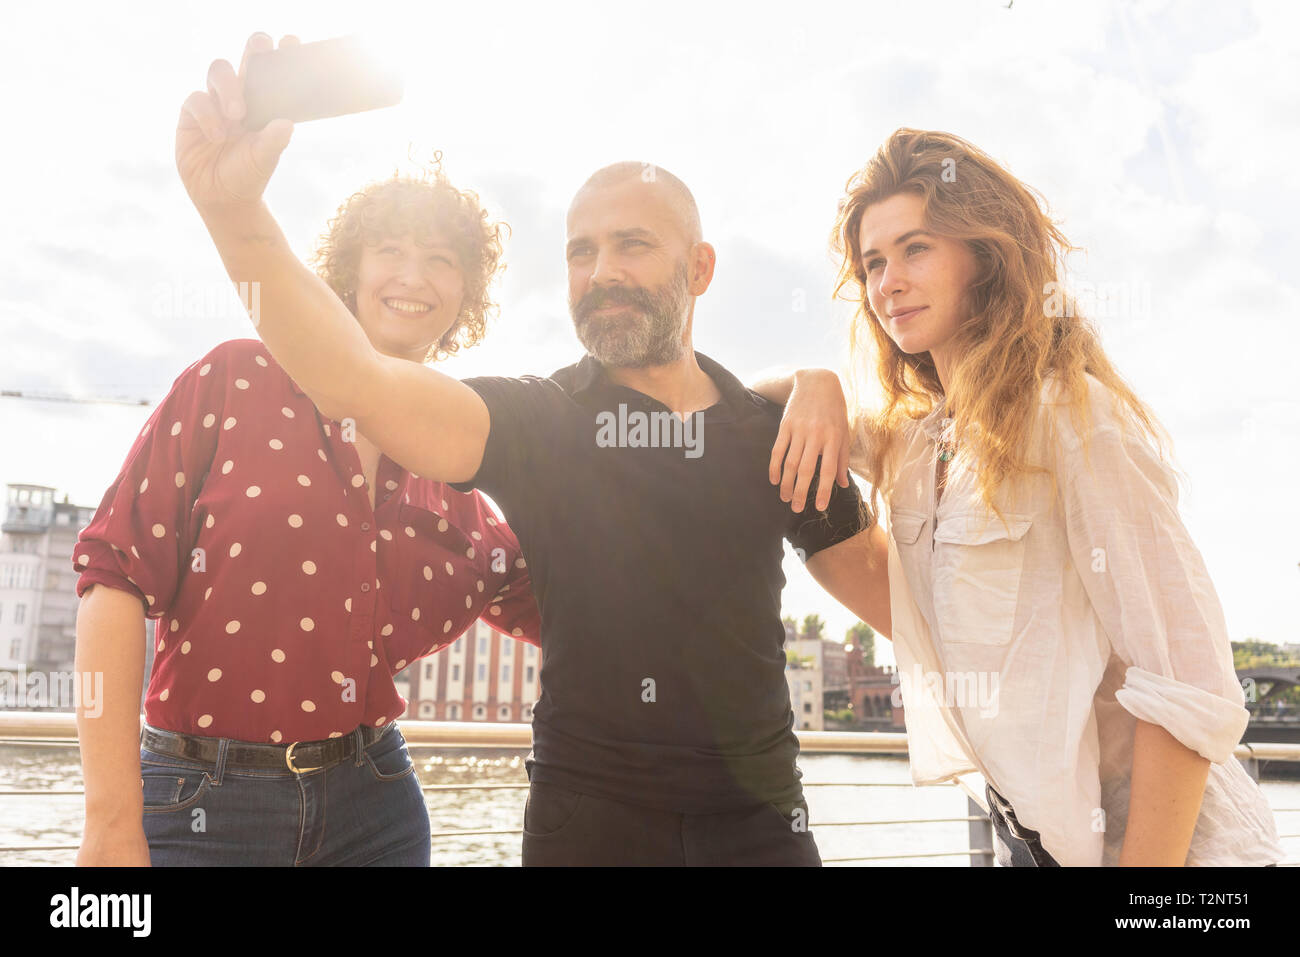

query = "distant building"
[405,619,541,722]
[784,634,826,731]
[1,483,155,709]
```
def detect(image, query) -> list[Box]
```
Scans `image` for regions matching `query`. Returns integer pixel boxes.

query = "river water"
[2,744,1296,866]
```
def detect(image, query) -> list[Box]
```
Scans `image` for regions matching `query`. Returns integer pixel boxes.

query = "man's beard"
[570,261,690,368]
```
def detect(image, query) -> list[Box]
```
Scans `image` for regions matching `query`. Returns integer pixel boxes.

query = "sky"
[1,0,1298,665]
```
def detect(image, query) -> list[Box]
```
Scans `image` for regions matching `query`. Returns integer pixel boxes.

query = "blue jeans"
[140,723,430,866]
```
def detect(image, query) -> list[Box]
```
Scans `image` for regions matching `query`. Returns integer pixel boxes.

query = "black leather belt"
[142,723,390,773]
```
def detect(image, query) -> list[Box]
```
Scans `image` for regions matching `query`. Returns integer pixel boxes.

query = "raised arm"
[176,33,488,483]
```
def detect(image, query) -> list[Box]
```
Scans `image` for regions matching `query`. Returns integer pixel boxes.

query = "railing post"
[1237,743,1260,782]
[968,795,993,867]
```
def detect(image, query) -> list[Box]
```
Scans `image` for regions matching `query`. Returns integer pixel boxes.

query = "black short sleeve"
[449,375,562,507]
[788,471,869,560]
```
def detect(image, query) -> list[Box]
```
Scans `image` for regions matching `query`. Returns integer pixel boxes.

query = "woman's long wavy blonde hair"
[832,128,1174,522]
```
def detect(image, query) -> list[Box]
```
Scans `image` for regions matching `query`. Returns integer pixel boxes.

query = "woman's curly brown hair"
[310,155,507,362]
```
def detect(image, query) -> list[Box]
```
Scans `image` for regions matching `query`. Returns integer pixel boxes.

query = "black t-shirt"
[451,351,865,813]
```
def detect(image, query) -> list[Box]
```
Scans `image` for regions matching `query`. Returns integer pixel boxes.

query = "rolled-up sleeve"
[72,347,228,617]
[1056,408,1247,764]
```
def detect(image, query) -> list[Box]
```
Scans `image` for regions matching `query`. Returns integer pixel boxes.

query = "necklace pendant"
[939,448,953,463]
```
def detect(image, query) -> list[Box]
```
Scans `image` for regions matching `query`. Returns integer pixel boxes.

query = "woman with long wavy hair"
[817,128,1281,866]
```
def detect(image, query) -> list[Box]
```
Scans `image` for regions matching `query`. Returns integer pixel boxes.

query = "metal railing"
[2,712,1298,865]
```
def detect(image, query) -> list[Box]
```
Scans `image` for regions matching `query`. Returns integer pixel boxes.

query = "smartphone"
[242,35,404,131]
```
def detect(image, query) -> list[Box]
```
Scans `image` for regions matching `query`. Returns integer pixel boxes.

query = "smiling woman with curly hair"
[72,155,541,867]
[311,158,506,362]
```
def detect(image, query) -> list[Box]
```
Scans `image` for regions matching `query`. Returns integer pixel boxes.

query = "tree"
[801,614,825,643]
[847,621,875,668]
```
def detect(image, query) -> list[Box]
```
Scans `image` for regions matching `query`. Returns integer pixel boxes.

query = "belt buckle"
[285,741,321,774]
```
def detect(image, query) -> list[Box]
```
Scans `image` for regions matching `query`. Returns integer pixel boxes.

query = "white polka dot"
[331,671,344,684]
[170,421,182,436]
[151,523,166,538]
[394,659,407,670]
[271,648,285,662]
[181,641,191,654]
[170,619,179,632]
[223,416,237,430]
[464,595,472,609]
[204,587,212,600]
[300,617,314,631]
[404,526,415,538]
[381,624,394,636]
[515,558,526,568]
[146,595,155,606]
[251,689,266,703]
[380,529,393,541]
[175,472,186,488]
[385,480,398,491]
[471,531,482,541]
[328,731,343,739]
[441,500,448,510]
[317,449,327,461]
[281,407,295,419]
[411,607,421,621]
[271,730,282,743]
[423,565,433,581]
[443,620,453,633]
[437,518,448,533]
[156,639,165,652]
[245,485,261,498]
[234,378,249,390]
[269,438,283,450]
[197,714,213,728]
[511,628,522,637]
[288,514,303,528]
[466,547,475,559]
[336,514,348,527]
[323,423,331,436]
[254,354,268,367]
[370,654,379,667]
[222,460,234,475]
[476,580,484,592]
[207,668,222,682]
[131,546,140,559]
[376,715,387,726]
[229,542,241,558]
[370,541,376,553]
[139,477,149,494]
[75,553,88,567]
[345,598,352,612]
[486,517,498,527]
[489,605,501,616]
[205,514,215,529]
[202,413,216,428]
[302,560,316,575]
[159,689,170,702]
[199,363,211,376]
[301,700,316,712]
[251,581,267,596]
[351,474,364,488]
[226,620,240,634]
[297,475,311,487]
[445,562,454,575]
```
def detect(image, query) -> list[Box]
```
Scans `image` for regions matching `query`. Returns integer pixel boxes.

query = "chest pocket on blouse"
[932,510,1032,646]
[890,508,928,548]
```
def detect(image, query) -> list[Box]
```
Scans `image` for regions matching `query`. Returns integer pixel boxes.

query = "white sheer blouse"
[879,374,1283,866]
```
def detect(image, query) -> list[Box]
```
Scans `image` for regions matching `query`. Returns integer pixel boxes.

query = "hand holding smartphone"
[241,35,404,131]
